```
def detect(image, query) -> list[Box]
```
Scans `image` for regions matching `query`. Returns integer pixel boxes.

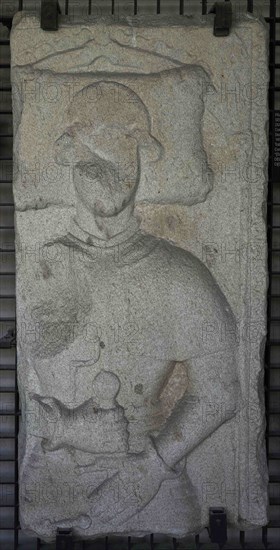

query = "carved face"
[55,124,140,217]
[54,82,162,217]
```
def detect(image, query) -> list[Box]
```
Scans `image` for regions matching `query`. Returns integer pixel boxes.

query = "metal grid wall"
[0,1,279,548]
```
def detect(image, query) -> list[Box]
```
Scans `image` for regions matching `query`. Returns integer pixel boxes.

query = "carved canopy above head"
[12,17,214,207]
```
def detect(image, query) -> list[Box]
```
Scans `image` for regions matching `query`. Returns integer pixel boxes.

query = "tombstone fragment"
[11,12,269,541]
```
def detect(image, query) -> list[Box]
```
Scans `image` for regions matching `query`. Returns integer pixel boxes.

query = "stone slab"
[11,12,269,542]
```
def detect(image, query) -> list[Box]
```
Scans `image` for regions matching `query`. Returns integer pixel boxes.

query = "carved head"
[55,81,163,217]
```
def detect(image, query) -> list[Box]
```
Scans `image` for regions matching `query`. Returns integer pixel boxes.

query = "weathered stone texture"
[11,12,269,541]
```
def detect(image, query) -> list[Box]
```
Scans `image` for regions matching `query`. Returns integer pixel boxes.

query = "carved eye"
[62,132,73,142]
[55,133,72,149]
[59,126,78,142]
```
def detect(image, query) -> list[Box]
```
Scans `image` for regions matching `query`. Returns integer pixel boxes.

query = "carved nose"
[54,132,74,163]
[56,132,73,147]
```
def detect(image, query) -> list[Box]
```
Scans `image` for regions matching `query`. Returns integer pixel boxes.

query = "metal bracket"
[209,1,232,37]
[209,507,227,548]
[0,328,16,349]
[56,528,73,550]
[41,0,61,31]
[0,17,13,31]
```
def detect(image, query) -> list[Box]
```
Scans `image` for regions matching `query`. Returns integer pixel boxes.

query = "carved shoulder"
[154,239,237,357]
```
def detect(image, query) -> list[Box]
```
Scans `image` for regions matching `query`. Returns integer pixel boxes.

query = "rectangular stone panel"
[11,12,269,542]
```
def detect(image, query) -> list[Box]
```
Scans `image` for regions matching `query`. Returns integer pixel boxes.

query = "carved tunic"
[26,226,236,455]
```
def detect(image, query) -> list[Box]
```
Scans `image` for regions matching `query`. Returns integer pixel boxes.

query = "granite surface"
[11,12,269,541]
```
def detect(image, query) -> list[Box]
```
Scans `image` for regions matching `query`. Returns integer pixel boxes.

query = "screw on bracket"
[56,528,73,550]
[209,507,227,549]
[41,0,61,31]
[0,328,16,348]
[209,1,233,37]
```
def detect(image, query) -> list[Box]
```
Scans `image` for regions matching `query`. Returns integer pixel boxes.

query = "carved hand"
[87,438,179,526]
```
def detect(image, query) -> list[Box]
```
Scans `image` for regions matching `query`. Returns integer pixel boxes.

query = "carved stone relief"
[11,13,269,541]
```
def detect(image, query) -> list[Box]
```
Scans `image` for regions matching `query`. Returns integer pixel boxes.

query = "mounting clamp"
[209,507,227,548]
[41,0,61,31]
[0,328,16,349]
[210,1,232,37]
[56,528,73,549]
